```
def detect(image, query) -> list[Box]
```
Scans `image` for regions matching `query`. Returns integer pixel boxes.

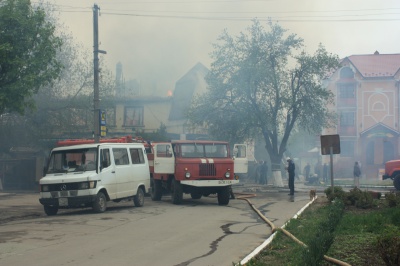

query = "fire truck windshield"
[180,143,228,158]
[47,148,97,173]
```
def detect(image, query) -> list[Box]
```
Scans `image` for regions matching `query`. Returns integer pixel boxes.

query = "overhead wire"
[31,1,400,23]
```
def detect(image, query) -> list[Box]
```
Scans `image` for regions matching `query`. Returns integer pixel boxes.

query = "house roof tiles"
[346,52,400,78]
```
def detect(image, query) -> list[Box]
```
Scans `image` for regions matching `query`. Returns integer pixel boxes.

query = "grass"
[246,194,400,266]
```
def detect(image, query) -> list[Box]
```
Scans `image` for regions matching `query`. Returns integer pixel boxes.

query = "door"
[233,144,248,174]
[99,147,117,199]
[153,143,175,174]
[112,147,134,198]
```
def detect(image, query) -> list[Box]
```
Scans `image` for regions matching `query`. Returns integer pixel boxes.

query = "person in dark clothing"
[259,161,268,185]
[353,161,361,188]
[286,157,295,195]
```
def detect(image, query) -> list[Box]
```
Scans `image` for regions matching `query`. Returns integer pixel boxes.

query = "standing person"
[304,162,310,181]
[259,161,268,185]
[323,163,328,183]
[286,157,295,195]
[353,161,361,188]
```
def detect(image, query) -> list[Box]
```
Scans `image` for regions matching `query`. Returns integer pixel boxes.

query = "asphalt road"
[0,185,312,266]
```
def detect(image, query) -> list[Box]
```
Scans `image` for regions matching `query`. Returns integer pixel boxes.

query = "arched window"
[340,67,354,79]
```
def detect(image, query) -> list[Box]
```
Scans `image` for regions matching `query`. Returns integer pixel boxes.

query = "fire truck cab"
[149,140,248,205]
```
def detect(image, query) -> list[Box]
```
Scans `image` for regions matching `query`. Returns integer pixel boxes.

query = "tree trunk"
[271,161,284,188]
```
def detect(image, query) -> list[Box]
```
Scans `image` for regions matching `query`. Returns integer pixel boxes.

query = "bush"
[385,192,400,207]
[324,186,346,202]
[376,225,400,266]
[328,187,377,209]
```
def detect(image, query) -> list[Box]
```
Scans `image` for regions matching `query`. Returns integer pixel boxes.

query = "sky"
[40,0,400,96]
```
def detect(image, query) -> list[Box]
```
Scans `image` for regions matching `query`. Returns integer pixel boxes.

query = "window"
[124,106,144,126]
[47,148,97,173]
[130,148,145,164]
[204,144,228,158]
[113,148,129,165]
[104,108,116,126]
[181,144,203,158]
[337,83,355,99]
[100,149,111,168]
[340,112,355,126]
[340,141,354,157]
[340,67,354,79]
[156,144,172,158]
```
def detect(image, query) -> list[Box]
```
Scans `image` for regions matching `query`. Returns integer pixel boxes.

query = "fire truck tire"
[171,179,183,205]
[44,205,58,216]
[93,191,107,213]
[150,178,162,201]
[190,192,202,199]
[218,187,230,206]
[134,187,145,207]
[394,175,400,190]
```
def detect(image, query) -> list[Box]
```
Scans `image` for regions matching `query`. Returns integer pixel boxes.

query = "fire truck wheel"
[44,205,58,216]
[171,179,183,205]
[218,187,230,206]
[93,192,107,213]
[190,192,202,199]
[134,187,145,207]
[150,178,162,201]
[394,175,400,190]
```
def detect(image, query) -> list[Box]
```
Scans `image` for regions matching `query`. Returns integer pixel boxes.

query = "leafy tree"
[0,0,62,114]
[189,20,339,186]
[0,7,115,151]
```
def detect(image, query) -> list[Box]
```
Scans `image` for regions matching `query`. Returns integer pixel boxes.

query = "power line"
[32,2,400,23]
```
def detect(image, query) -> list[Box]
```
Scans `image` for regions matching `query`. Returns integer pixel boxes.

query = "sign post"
[320,134,340,189]
[99,109,107,137]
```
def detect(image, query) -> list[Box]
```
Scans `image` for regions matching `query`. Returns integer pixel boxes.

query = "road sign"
[320,134,340,155]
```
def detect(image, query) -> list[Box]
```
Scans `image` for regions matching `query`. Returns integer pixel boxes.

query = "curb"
[239,196,318,265]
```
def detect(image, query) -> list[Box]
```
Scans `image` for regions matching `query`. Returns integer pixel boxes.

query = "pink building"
[325,51,400,179]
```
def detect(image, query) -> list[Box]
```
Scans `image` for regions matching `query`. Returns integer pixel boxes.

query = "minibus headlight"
[41,185,49,192]
[78,182,89,189]
[78,181,96,190]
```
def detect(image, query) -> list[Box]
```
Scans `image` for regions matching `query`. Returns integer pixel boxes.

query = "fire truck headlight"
[185,172,191,179]
[225,172,230,178]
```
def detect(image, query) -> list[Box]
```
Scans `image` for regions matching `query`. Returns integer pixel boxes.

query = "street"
[0,185,311,266]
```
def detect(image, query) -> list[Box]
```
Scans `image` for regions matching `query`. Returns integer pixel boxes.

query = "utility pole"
[93,4,106,143]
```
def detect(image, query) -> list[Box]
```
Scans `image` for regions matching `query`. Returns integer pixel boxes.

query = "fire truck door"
[233,144,248,174]
[154,143,175,174]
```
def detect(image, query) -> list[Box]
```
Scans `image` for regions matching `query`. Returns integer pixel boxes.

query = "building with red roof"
[323,51,400,179]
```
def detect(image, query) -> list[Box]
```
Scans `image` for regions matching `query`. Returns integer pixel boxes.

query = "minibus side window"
[100,149,111,169]
[130,148,145,164]
[113,148,129,165]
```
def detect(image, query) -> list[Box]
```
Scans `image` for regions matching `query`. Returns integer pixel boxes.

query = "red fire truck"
[56,136,248,205]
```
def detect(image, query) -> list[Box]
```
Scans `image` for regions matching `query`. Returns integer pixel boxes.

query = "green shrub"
[385,192,400,207]
[336,187,377,209]
[354,191,374,209]
[375,225,400,266]
[324,186,346,202]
